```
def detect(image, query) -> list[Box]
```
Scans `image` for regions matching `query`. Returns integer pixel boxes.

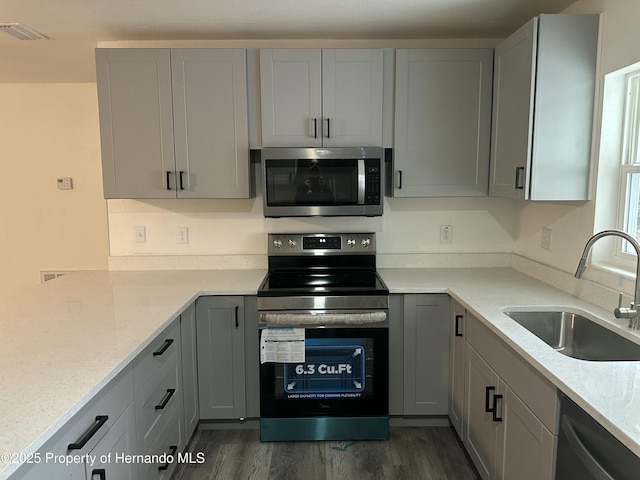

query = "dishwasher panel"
[556,392,640,480]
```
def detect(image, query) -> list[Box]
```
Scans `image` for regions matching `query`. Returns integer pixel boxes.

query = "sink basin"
[504,310,640,361]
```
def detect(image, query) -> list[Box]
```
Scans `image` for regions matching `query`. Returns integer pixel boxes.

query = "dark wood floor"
[174,427,480,480]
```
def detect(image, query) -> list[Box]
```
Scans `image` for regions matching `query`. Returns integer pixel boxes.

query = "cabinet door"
[489,19,536,200]
[171,49,250,198]
[180,302,199,442]
[196,296,246,419]
[96,49,176,199]
[495,383,555,480]
[393,49,493,197]
[403,294,450,415]
[260,49,322,147]
[322,49,383,147]
[449,301,466,439]
[87,402,139,480]
[464,344,499,480]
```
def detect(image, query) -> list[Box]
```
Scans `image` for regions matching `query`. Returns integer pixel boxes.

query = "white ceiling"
[1,0,577,83]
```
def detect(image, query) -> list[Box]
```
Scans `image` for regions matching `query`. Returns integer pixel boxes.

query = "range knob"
[273,239,283,248]
[361,238,371,247]
[288,239,297,248]
[347,238,356,247]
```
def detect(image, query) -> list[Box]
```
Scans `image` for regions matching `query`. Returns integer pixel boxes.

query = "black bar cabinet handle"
[155,388,176,410]
[492,394,503,422]
[313,118,318,138]
[68,415,109,450]
[326,118,331,138]
[91,468,106,480]
[397,170,403,189]
[166,171,172,190]
[153,338,174,356]
[158,445,178,471]
[235,305,239,328]
[455,315,464,337]
[179,171,185,190]
[515,166,525,190]
[485,386,495,413]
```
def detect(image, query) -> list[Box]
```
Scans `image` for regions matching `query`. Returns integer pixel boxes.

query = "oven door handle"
[259,311,388,327]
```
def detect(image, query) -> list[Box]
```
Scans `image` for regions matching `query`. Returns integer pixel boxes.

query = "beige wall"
[0,84,108,300]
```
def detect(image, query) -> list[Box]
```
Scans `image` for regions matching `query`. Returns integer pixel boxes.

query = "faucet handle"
[618,292,624,309]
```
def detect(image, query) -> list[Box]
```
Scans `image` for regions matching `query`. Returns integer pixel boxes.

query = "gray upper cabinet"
[96,48,250,199]
[260,49,384,147]
[489,14,599,201]
[392,49,494,197]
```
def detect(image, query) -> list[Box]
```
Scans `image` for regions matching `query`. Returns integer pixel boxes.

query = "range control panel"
[268,233,376,255]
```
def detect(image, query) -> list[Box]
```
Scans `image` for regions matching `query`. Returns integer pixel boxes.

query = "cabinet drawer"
[136,348,181,454]
[15,366,135,479]
[466,313,558,433]
[138,401,182,480]
[133,320,181,393]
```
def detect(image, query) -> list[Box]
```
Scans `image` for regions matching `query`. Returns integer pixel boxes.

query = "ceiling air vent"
[0,23,48,40]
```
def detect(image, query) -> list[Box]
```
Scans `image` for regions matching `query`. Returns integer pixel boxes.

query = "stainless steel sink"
[504,310,640,361]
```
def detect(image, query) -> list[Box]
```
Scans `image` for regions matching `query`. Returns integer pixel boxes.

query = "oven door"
[259,324,388,419]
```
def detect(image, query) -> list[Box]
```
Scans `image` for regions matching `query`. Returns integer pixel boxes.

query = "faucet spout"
[575,229,640,328]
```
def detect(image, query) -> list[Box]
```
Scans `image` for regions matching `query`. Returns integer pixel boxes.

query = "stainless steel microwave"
[261,147,384,217]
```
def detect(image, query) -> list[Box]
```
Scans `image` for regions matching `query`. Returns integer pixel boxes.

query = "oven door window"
[260,327,388,418]
[264,159,359,206]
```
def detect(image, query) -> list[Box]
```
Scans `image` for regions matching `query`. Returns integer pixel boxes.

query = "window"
[617,73,640,258]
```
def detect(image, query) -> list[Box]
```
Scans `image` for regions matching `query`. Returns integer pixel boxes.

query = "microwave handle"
[358,159,366,204]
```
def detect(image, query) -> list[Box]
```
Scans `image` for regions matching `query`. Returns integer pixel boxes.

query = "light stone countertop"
[1,267,639,479]
[0,269,266,479]
[379,267,640,458]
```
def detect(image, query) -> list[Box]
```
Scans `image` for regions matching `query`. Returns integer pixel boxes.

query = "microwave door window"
[295,159,336,205]
[265,159,359,206]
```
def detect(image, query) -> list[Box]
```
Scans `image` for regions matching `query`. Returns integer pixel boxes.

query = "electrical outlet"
[440,225,453,244]
[176,227,189,244]
[541,227,552,251]
[134,226,146,243]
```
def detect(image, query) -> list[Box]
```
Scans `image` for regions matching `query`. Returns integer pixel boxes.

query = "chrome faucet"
[575,229,640,329]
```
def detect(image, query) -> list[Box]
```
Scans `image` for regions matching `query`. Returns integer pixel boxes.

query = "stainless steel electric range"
[257,233,390,442]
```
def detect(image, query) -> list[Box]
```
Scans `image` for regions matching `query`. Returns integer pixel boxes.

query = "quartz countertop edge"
[1,267,639,479]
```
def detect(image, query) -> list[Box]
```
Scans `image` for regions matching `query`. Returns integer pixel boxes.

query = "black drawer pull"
[485,386,495,413]
[158,445,178,471]
[492,394,503,422]
[515,166,525,190]
[166,171,172,190]
[91,468,106,480]
[68,415,109,450]
[235,305,239,329]
[155,388,176,410]
[179,171,185,190]
[153,338,174,356]
[455,315,464,337]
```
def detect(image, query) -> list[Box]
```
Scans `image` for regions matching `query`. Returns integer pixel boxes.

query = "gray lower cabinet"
[392,48,493,197]
[489,14,599,200]
[196,296,246,420]
[402,294,450,415]
[15,367,138,480]
[449,300,466,438]
[133,319,183,480]
[463,312,557,480]
[96,48,250,199]
[180,301,199,442]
